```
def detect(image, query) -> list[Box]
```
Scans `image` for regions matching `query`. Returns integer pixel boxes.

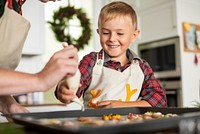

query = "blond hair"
[98,1,138,30]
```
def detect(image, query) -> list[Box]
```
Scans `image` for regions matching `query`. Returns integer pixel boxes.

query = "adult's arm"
[0,45,78,95]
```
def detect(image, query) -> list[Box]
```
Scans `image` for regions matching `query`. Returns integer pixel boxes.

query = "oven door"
[166,90,178,107]
[159,79,181,107]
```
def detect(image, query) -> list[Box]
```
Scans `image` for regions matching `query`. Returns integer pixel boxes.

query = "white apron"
[84,51,145,108]
[0,3,30,70]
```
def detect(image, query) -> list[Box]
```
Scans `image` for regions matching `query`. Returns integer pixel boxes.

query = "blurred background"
[14,0,200,108]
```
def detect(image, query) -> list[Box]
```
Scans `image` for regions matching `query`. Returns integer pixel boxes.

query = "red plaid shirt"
[77,49,167,107]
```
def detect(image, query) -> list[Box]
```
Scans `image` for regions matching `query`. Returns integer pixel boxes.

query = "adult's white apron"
[83,51,145,108]
[0,3,30,70]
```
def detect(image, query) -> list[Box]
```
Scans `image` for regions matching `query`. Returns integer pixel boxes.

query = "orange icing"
[88,89,102,108]
[125,84,137,101]
[88,84,138,107]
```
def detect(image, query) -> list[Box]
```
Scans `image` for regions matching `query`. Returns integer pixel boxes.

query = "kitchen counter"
[0,122,50,134]
[0,122,178,134]
[0,123,25,134]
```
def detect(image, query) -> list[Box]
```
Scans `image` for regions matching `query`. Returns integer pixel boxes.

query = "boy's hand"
[97,100,152,108]
[56,81,76,104]
[97,100,127,108]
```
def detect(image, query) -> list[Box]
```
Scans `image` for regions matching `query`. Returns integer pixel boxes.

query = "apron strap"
[130,60,139,76]
[95,51,104,75]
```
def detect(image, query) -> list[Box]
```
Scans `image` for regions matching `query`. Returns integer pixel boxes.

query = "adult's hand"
[37,45,79,92]
[0,45,78,95]
[0,96,29,122]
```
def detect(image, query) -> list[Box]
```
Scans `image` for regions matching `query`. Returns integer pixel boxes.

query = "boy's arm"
[97,100,151,108]
[139,60,167,107]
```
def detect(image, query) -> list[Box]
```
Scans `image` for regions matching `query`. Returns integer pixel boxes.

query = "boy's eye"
[118,33,124,35]
[103,32,109,35]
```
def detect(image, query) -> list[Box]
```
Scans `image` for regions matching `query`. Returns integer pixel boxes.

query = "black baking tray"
[11,107,200,134]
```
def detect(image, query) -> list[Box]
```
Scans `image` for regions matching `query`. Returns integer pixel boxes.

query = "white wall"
[176,0,200,107]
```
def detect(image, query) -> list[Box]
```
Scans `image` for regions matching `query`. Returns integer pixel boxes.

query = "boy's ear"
[96,29,100,34]
[131,29,140,41]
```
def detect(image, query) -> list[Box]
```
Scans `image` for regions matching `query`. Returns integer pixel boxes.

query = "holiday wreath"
[48,6,92,50]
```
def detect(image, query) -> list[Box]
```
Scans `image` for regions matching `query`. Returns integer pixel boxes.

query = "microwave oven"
[138,36,181,79]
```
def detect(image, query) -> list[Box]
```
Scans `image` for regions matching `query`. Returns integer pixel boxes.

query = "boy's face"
[97,16,139,61]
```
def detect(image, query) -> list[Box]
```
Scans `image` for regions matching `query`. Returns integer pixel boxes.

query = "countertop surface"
[0,122,178,134]
[0,123,26,134]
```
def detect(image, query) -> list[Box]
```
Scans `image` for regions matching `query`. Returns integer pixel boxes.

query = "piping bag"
[65,65,84,111]
[62,42,84,111]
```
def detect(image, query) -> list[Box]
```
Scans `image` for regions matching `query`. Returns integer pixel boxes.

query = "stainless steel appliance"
[138,36,180,79]
[138,36,182,107]
[158,78,182,107]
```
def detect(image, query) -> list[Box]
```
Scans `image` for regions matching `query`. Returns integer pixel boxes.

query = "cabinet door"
[138,1,177,43]
[21,0,45,55]
[16,56,42,73]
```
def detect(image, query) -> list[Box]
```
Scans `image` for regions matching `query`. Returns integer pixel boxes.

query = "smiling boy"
[56,1,167,108]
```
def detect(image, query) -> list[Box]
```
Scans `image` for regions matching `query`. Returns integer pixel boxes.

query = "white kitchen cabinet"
[16,56,43,73]
[137,0,178,43]
[15,1,45,74]
[15,55,44,104]
[21,0,45,55]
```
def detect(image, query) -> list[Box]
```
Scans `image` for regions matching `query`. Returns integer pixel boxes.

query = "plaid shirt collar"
[99,49,143,63]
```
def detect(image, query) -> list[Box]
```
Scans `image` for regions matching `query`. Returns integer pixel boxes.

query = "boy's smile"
[97,16,139,65]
